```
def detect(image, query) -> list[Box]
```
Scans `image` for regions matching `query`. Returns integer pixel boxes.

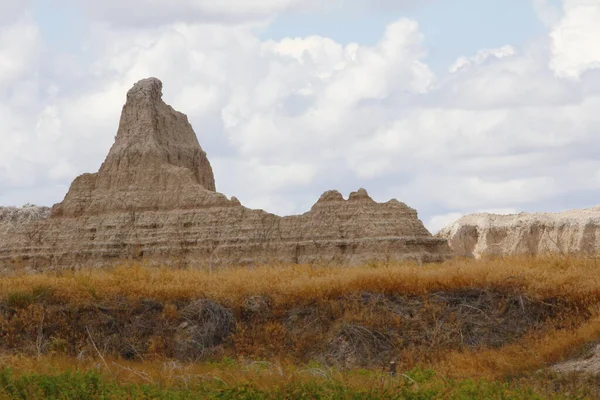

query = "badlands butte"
[0,78,451,268]
[1,77,599,269]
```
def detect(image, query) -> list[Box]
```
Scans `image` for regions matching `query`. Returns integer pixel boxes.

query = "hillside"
[3,257,600,398]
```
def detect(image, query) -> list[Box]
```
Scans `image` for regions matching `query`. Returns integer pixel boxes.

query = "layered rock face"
[53,78,220,217]
[0,205,50,234]
[437,207,600,258]
[0,78,451,268]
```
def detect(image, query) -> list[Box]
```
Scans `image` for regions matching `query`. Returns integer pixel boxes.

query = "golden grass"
[2,255,600,307]
[437,313,600,378]
[4,255,600,382]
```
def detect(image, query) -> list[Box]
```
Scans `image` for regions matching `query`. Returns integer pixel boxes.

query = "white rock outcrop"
[437,207,600,258]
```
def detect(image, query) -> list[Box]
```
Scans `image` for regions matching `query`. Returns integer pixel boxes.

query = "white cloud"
[449,45,516,73]
[427,207,518,233]
[428,212,464,234]
[0,17,44,195]
[2,0,600,232]
[65,0,437,27]
[0,19,39,87]
[550,0,600,78]
[0,1,30,25]
[68,0,326,27]
[533,0,562,27]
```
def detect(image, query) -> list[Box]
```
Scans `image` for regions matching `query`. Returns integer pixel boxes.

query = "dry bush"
[0,286,565,369]
[175,299,235,361]
[326,323,393,368]
[0,296,238,364]
[1,255,600,376]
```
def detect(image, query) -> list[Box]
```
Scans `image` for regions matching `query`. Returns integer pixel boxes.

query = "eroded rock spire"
[53,77,221,217]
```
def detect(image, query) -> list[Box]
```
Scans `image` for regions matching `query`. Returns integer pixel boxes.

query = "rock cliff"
[437,207,600,258]
[0,78,451,269]
[53,78,219,218]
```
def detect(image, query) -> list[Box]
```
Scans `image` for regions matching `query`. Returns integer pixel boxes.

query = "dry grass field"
[3,256,600,398]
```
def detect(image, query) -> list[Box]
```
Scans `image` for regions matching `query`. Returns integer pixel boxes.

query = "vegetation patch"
[2,256,600,397]
[0,366,581,400]
[0,287,578,369]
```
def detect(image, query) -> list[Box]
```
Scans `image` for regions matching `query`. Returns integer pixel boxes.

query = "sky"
[1,0,599,233]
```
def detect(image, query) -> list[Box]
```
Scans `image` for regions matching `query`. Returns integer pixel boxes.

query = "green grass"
[0,367,572,400]
[5,285,55,309]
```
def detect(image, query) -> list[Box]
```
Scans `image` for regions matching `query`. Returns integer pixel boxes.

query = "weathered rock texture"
[0,205,50,234]
[53,78,218,217]
[437,207,600,258]
[0,78,450,268]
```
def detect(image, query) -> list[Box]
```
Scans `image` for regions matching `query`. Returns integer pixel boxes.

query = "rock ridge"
[437,207,600,258]
[1,78,451,268]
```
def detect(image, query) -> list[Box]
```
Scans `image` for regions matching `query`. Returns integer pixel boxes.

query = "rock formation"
[0,205,50,234]
[0,78,451,269]
[437,207,600,258]
[53,78,220,217]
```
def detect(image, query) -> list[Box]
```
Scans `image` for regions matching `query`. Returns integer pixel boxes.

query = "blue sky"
[263,0,553,73]
[33,1,84,52]
[34,0,553,71]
